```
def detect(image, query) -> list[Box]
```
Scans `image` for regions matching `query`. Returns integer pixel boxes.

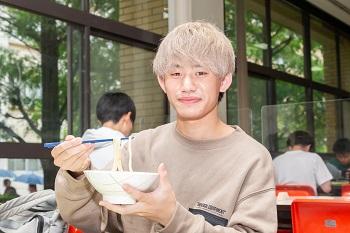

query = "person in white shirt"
[82,92,136,170]
[273,130,332,194]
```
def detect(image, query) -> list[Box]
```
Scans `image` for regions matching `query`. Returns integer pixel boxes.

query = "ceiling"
[307,0,350,26]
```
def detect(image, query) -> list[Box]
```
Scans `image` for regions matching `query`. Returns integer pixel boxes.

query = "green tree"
[0,6,67,189]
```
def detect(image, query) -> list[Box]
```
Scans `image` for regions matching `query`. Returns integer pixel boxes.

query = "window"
[313,91,336,152]
[0,6,67,144]
[271,0,304,77]
[90,0,168,35]
[246,0,266,65]
[310,17,337,87]
[250,77,267,142]
[90,37,166,131]
[275,81,306,150]
[340,35,350,92]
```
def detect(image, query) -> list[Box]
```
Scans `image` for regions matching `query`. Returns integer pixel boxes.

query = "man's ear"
[219,73,233,92]
[157,75,166,94]
[123,112,132,122]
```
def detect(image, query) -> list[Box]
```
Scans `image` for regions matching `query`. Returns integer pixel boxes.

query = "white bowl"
[84,170,159,204]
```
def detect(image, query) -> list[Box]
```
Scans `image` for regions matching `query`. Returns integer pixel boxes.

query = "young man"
[82,92,136,170]
[326,138,350,180]
[273,130,333,194]
[52,21,277,233]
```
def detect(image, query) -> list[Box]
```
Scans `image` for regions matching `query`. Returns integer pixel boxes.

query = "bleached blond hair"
[153,21,235,78]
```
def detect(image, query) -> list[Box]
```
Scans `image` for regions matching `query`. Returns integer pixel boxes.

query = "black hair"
[96,92,136,124]
[287,130,314,149]
[218,92,224,102]
[333,138,350,155]
[3,179,10,185]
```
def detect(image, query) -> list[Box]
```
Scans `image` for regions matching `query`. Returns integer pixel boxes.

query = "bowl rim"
[83,170,159,176]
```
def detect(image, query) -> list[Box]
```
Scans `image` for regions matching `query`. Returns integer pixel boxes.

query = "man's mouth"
[178,97,201,104]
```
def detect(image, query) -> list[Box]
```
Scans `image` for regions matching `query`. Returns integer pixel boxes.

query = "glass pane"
[262,96,350,154]
[0,158,43,196]
[271,0,303,77]
[342,99,350,139]
[249,77,267,142]
[246,0,266,65]
[340,35,350,92]
[0,6,67,143]
[310,18,337,87]
[313,91,336,152]
[90,0,168,35]
[224,0,236,50]
[0,5,68,189]
[275,81,306,151]
[90,36,166,132]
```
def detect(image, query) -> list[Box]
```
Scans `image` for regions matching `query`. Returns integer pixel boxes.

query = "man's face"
[337,153,350,165]
[158,60,231,121]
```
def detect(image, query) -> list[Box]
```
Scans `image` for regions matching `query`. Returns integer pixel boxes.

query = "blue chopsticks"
[43,137,129,149]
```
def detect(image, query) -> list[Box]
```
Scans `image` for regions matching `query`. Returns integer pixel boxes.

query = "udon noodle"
[112,137,133,172]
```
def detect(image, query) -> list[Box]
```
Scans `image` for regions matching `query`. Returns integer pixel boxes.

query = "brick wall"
[323,45,337,151]
[118,0,168,132]
[340,36,350,92]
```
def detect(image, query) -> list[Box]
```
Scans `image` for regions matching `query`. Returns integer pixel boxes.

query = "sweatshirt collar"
[171,122,244,150]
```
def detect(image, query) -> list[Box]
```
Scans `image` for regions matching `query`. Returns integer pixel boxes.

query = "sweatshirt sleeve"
[153,147,277,233]
[55,169,123,233]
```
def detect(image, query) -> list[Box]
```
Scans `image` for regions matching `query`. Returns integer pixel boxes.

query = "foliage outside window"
[245,0,266,66]
[313,91,336,152]
[275,81,306,151]
[0,5,68,188]
[271,0,304,77]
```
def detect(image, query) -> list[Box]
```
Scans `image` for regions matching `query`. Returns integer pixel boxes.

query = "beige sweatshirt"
[55,122,277,233]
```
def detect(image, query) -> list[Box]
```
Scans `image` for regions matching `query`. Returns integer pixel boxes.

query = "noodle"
[112,137,134,172]
[112,138,123,171]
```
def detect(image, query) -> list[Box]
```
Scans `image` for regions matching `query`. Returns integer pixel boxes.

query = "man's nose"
[181,74,196,92]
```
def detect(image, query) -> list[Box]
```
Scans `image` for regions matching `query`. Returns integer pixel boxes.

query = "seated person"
[273,130,333,195]
[326,138,350,180]
[82,92,136,170]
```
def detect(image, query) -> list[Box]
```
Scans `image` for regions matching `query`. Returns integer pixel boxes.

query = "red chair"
[68,225,84,233]
[341,184,350,196]
[276,185,315,196]
[291,198,350,233]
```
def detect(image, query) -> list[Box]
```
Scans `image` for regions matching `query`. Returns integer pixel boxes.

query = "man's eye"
[195,71,207,76]
[171,73,181,77]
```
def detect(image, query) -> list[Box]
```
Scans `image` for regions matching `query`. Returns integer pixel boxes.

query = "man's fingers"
[123,184,144,201]
[53,144,93,171]
[66,149,91,171]
[65,135,75,140]
[52,137,82,157]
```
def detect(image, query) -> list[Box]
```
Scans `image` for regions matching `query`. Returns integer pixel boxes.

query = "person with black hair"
[82,92,136,170]
[273,130,332,194]
[28,184,37,193]
[3,179,18,197]
[326,138,350,180]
